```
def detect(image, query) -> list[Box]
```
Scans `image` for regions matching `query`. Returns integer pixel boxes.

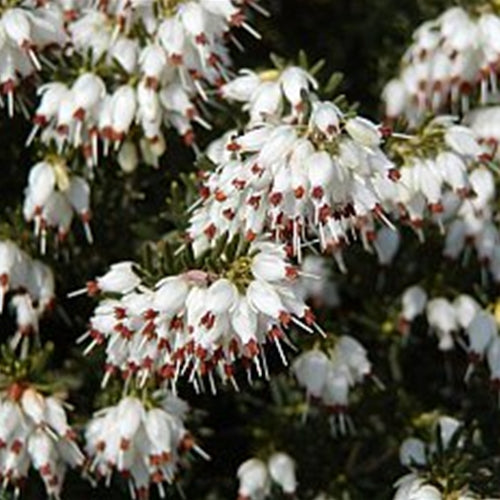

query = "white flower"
[88,262,141,296]
[237,451,297,500]
[188,92,397,264]
[280,66,318,111]
[10,294,39,349]
[0,385,83,498]
[267,452,297,494]
[237,458,270,500]
[374,227,400,265]
[27,0,264,164]
[400,438,427,467]
[401,285,428,323]
[23,157,93,251]
[487,336,500,387]
[292,350,330,399]
[426,298,457,351]
[385,120,484,239]
[336,335,372,382]
[382,79,408,121]
[469,167,495,210]
[393,474,425,500]
[71,73,106,120]
[385,119,500,278]
[310,101,342,139]
[402,287,500,387]
[436,416,461,449]
[465,311,496,360]
[293,335,371,435]
[0,239,56,349]
[0,240,21,313]
[0,4,66,117]
[85,392,205,498]
[445,126,483,158]
[382,7,500,123]
[452,295,480,329]
[110,85,137,143]
[411,484,443,500]
[221,65,317,125]
[220,69,261,101]
[344,117,382,147]
[464,106,500,159]
[26,161,56,210]
[395,416,468,500]
[77,240,321,389]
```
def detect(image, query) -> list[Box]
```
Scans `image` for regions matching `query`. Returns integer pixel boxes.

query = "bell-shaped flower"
[237,458,270,500]
[374,227,400,265]
[401,285,428,322]
[268,452,297,494]
[292,350,330,399]
[400,437,427,467]
[426,298,457,334]
[344,117,381,147]
[437,416,461,450]
[452,295,480,329]
[465,311,496,359]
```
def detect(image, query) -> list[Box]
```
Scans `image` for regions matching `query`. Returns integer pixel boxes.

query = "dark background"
[5,1,492,499]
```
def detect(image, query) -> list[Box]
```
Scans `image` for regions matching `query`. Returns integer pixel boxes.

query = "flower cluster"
[399,285,500,388]
[393,416,480,500]
[382,5,500,125]
[0,239,55,351]
[23,156,92,252]
[440,164,500,281]
[76,241,321,391]
[0,384,83,498]
[384,118,500,279]
[292,335,371,435]
[221,65,318,125]
[188,93,399,269]
[0,1,66,117]
[85,391,205,499]
[27,0,264,166]
[385,118,486,235]
[237,452,296,500]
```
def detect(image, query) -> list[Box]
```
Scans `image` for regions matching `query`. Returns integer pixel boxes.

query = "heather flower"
[221,65,318,125]
[237,458,270,500]
[76,240,321,390]
[384,118,485,238]
[237,452,296,500]
[398,285,428,334]
[292,335,371,435]
[382,6,500,125]
[27,0,264,165]
[0,384,83,498]
[393,416,468,500]
[267,452,297,495]
[399,287,500,390]
[0,239,55,351]
[85,391,206,499]
[23,157,93,252]
[188,94,397,266]
[426,298,458,351]
[0,3,66,117]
